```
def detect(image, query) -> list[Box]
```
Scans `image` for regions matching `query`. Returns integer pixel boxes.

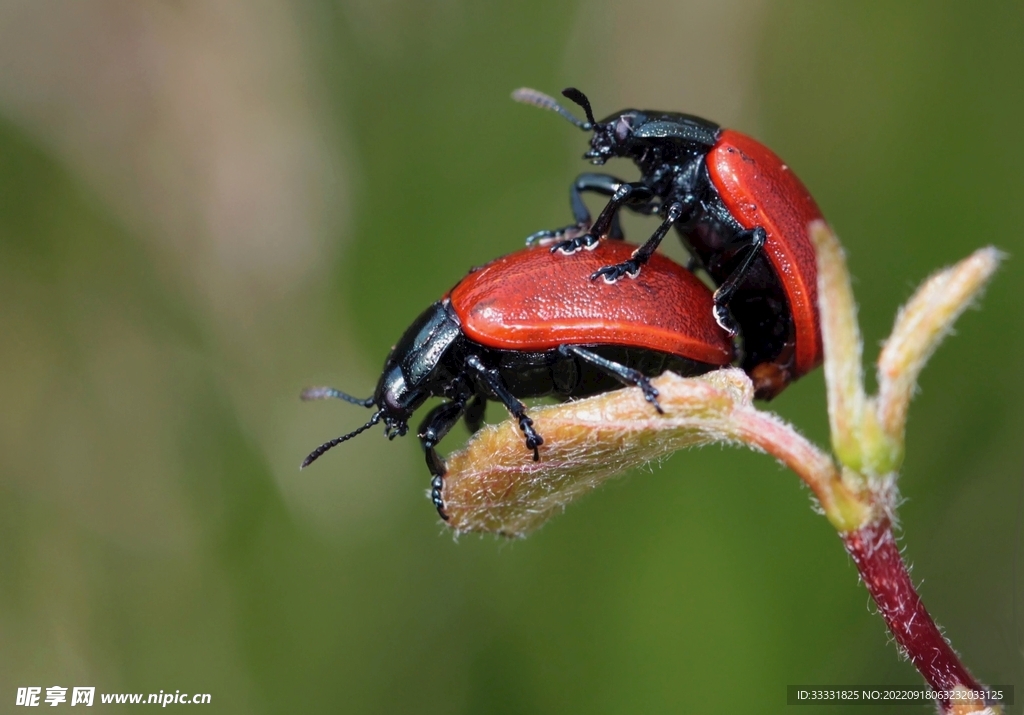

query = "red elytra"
[448,240,734,367]
[706,129,823,379]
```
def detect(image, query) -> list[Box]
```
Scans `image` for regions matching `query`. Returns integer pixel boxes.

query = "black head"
[300,302,462,468]
[513,86,720,166]
[513,86,643,165]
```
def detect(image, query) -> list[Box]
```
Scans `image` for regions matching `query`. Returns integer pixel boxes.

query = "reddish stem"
[842,519,988,712]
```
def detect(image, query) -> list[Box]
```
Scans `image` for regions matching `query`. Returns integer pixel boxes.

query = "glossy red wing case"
[706,129,824,376]
[448,241,733,366]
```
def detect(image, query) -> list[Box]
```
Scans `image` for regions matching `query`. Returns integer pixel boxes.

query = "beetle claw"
[520,416,544,460]
[550,232,599,255]
[640,383,664,414]
[713,303,738,337]
[591,260,641,284]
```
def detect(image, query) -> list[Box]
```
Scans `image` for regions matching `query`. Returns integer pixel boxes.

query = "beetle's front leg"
[527,173,619,246]
[418,398,470,520]
[529,175,648,247]
[550,180,656,255]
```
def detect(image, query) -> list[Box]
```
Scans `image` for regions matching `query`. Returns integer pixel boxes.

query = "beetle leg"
[463,394,487,435]
[589,181,656,236]
[590,200,685,284]
[548,179,654,254]
[710,227,767,336]
[418,398,471,520]
[571,173,633,240]
[607,210,625,241]
[526,173,631,245]
[558,345,664,414]
[465,355,543,460]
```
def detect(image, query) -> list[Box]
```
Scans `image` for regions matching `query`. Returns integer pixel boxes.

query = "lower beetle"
[302,240,733,520]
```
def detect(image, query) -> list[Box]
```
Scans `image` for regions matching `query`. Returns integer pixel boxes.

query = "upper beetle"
[301,240,733,520]
[513,87,824,399]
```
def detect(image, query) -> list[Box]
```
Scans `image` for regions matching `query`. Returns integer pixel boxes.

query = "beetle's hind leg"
[558,345,664,414]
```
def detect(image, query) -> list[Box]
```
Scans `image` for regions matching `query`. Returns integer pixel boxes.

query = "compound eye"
[614,116,632,142]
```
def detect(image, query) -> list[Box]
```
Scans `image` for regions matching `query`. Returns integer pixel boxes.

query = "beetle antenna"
[301,410,383,469]
[511,87,592,131]
[300,386,375,407]
[561,88,597,128]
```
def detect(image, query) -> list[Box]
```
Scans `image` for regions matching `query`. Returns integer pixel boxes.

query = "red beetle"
[515,87,824,399]
[301,241,733,519]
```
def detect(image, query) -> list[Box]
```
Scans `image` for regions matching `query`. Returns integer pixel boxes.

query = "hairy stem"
[842,519,993,713]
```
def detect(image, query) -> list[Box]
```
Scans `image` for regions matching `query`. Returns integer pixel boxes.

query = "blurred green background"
[1,1,1022,713]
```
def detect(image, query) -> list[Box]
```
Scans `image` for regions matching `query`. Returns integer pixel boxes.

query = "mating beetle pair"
[302,88,827,520]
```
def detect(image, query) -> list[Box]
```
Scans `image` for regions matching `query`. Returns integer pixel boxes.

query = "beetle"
[301,240,733,520]
[513,87,824,399]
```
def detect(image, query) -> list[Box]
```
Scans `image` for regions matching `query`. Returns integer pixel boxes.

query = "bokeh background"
[1,1,1022,713]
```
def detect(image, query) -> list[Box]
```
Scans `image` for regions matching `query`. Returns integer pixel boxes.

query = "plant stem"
[842,518,992,713]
